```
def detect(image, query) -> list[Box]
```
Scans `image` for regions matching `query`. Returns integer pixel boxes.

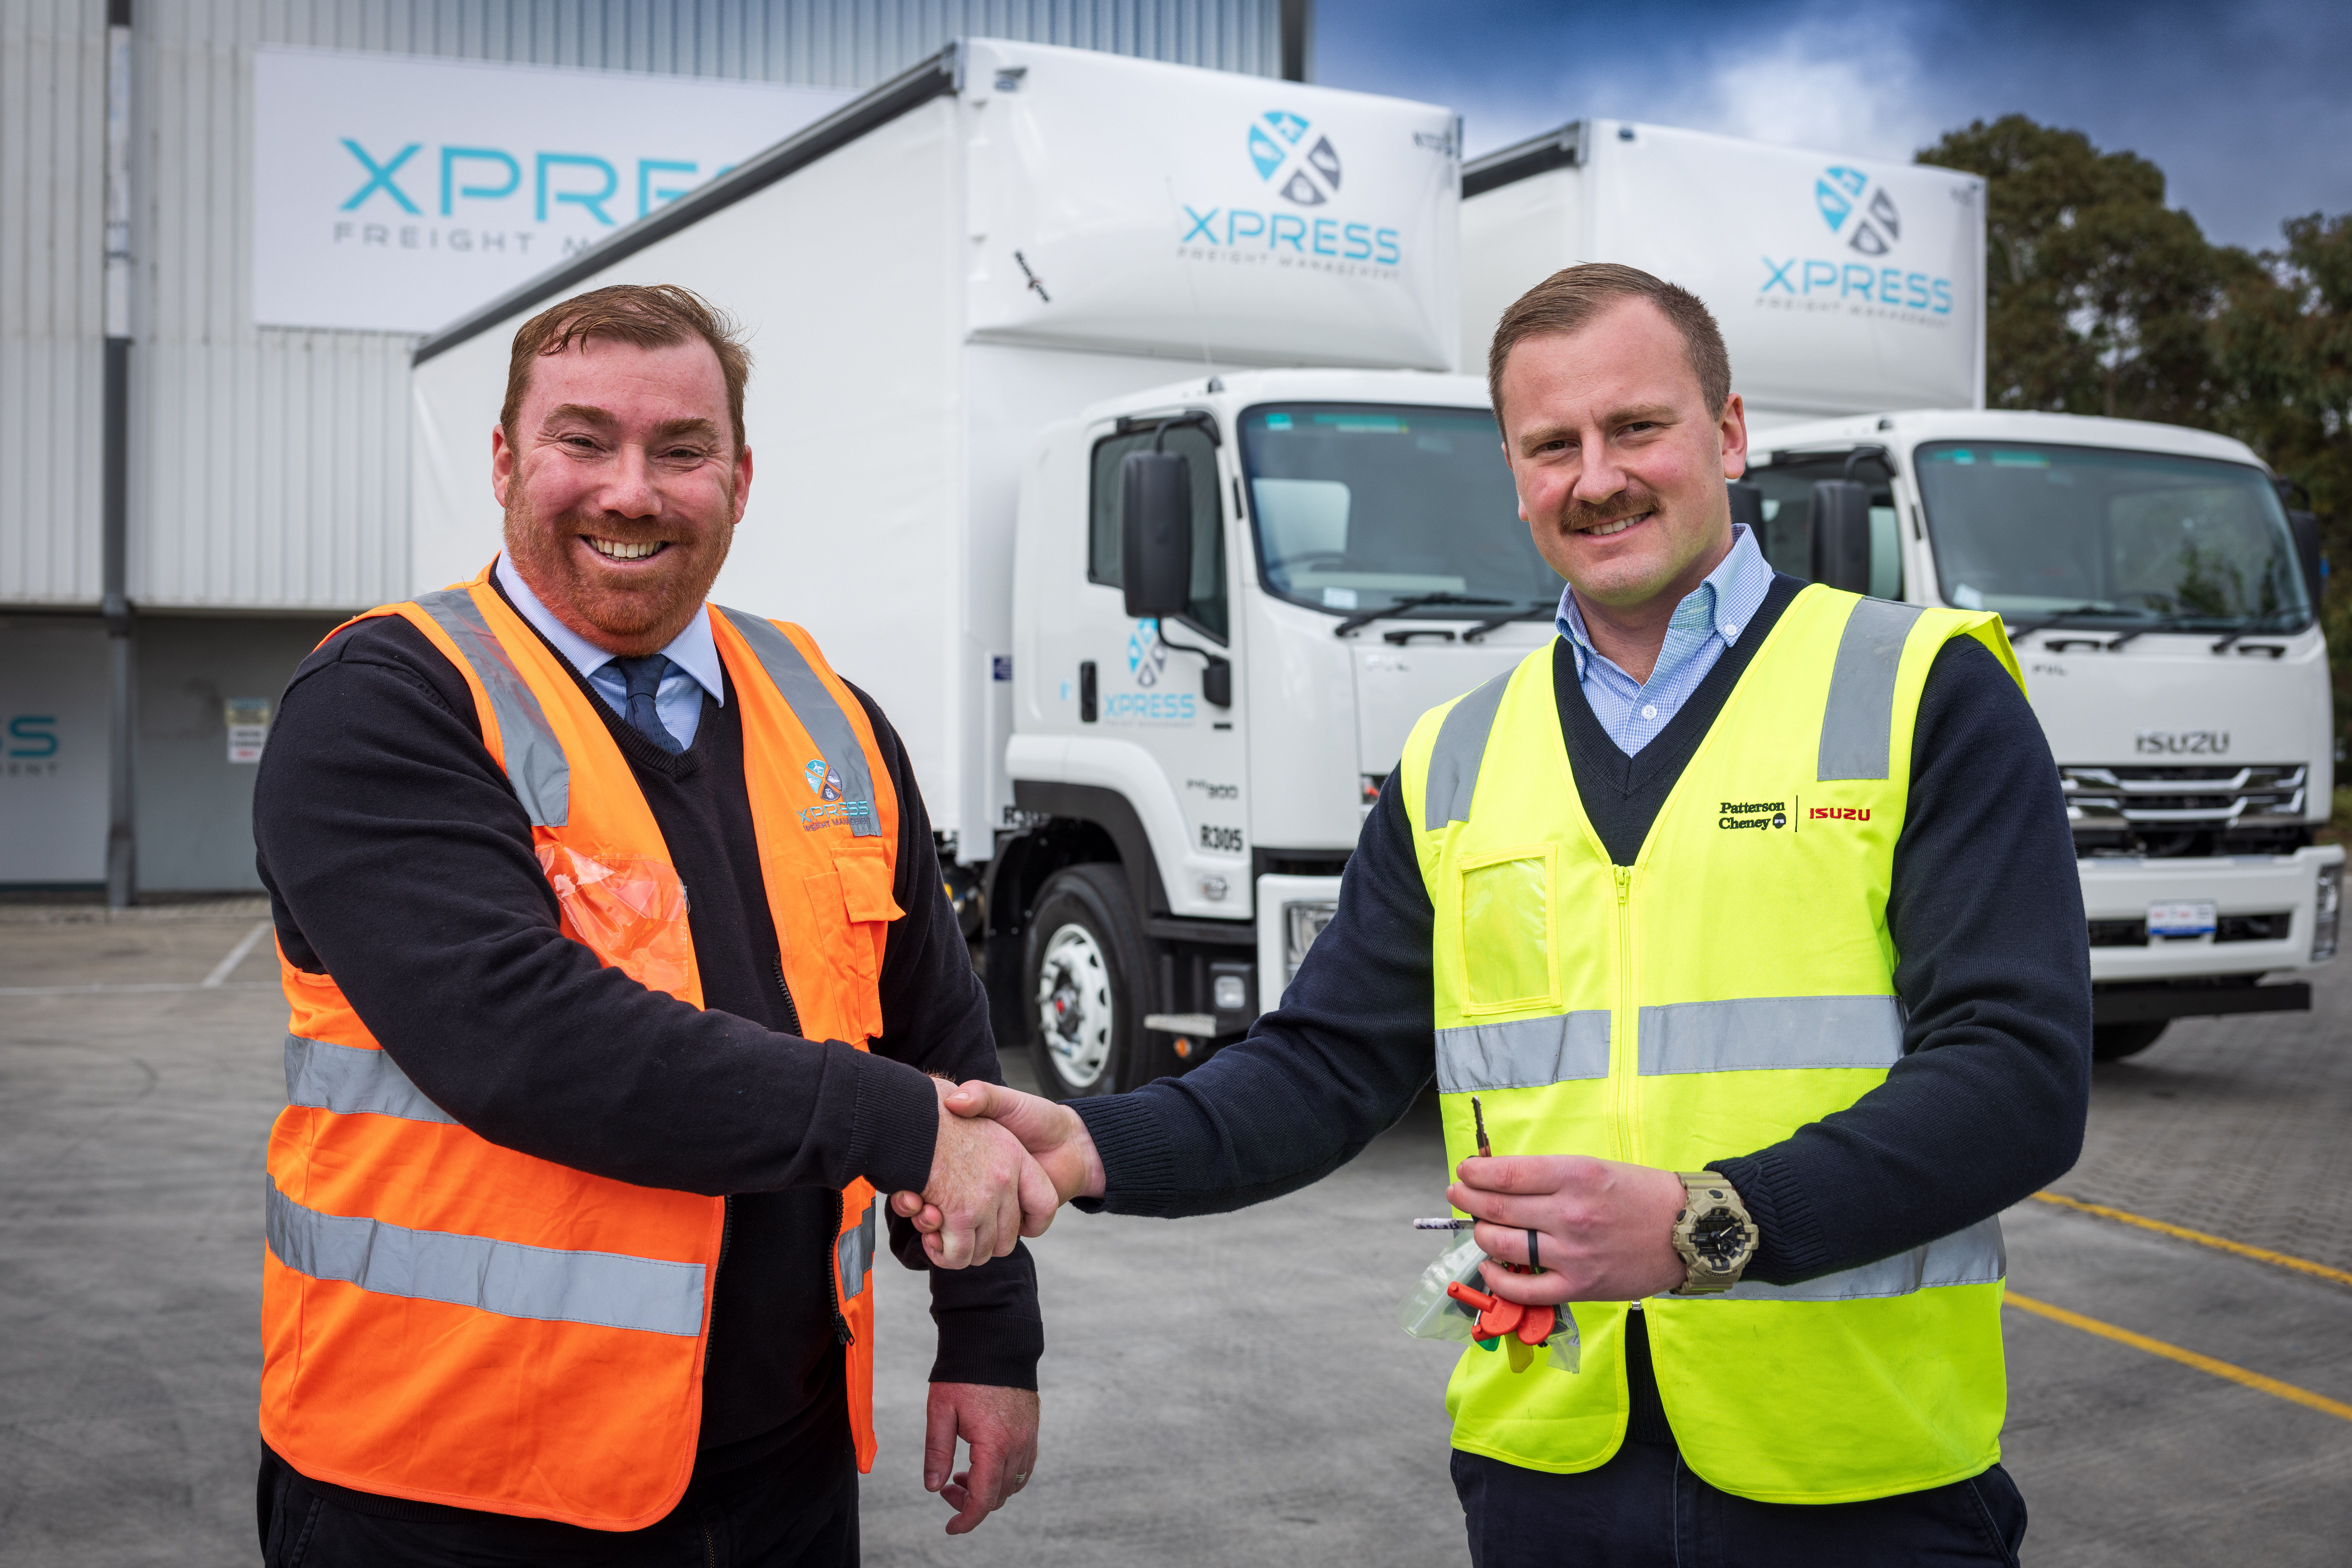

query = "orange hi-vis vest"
[260,562,903,1531]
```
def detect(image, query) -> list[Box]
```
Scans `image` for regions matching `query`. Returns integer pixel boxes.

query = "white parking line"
[201,920,274,989]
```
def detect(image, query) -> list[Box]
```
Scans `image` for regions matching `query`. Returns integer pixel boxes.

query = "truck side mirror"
[2287,508,2324,607]
[1121,450,1194,618]
[1809,479,1873,594]
[1727,479,1763,538]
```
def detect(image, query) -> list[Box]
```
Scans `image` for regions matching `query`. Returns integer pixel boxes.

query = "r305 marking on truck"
[2136,730,2230,755]
[1199,824,1246,854]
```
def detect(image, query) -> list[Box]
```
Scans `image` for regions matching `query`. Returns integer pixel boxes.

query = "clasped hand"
[1447,1155,1690,1304]
[896,1081,1104,1259]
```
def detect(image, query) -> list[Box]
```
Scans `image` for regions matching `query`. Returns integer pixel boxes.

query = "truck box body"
[1462,121,1986,427]
[410,39,1462,859]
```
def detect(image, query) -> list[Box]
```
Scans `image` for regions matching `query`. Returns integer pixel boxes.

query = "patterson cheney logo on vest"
[1757,164,1954,326]
[1176,110,1406,280]
[1718,798,1875,831]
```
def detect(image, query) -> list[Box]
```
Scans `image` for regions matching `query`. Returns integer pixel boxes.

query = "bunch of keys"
[1417,1097,1559,1350]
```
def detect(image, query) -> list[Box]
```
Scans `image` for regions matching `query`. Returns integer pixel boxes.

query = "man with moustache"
[251,285,1050,1566]
[917,264,2090,1563]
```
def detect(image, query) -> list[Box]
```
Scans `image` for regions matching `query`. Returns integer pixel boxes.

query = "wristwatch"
[1670,1172,1759,1295]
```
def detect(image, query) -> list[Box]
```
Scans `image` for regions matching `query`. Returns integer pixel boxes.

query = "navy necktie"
[615,655,684,754]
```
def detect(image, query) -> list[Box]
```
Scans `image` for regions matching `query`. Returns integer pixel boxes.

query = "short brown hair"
[501,284,753,452]
[1487,263,1732,422]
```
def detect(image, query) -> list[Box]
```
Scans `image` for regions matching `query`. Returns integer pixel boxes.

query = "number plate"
[2146,901,2218,938]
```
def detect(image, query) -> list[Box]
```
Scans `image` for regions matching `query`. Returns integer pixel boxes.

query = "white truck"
[1463,121,2342,1060]
[410,40,1539,1097]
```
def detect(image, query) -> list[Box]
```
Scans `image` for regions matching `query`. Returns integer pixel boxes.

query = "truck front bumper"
[2079,844,2343,987]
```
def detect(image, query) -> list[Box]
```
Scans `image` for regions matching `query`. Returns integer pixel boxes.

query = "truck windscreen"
[1238,404,1557,620]
[1915,442,2312,632]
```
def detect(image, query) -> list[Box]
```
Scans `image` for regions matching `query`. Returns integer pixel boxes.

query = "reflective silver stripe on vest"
[414,587,571,827]
[285,1034,454,1125]
[265,1174,705,1336]
[1816,597,1925,782]
[717,606,879,839]
[1697,1215,2005,1302]
[1637,996,1904,1075]
[1424,670,1514,831]
[1437,1012,1612,1092]
[836,1202,876,1302]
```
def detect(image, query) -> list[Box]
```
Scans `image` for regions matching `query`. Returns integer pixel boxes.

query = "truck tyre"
[2091,1021,2169,1062]
[1023,865,1165,1099]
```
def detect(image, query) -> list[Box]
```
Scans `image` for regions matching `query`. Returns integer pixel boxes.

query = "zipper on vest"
[830,1188,854,1346]
[772,952,804,1037]
[1614,865,1638,1164]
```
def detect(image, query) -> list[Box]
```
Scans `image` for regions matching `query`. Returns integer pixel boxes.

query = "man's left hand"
[924,1383,1040,1535]
[1448,1155,1690,1304]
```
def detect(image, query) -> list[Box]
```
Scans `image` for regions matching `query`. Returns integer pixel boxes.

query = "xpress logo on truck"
[1759,164,1953,319]
[1177,110,1405,275]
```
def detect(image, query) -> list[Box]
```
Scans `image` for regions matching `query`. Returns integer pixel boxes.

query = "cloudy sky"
[1316,0,2351,253]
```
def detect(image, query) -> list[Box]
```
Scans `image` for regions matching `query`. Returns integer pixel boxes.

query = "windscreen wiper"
[2101,615,2205,650]
[1332,593,1510,638]
[1462,602,1560,642]
[2001,603,2118,641]
[2209,610,2296,654]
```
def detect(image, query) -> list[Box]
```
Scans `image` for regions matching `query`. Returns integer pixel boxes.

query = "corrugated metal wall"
[1,0,107,606]
[3,0,1283,611]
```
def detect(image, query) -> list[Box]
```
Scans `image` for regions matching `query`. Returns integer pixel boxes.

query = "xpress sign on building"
[252,49,851,334]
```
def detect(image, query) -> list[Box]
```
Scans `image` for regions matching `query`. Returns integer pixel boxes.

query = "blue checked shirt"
[1556,524,1774,755]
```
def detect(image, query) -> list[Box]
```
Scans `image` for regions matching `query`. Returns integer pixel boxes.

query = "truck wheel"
[2091,1021,2169,1062]
[1024,865,1161,1099]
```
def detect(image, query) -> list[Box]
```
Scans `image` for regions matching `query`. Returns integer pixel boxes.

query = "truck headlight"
[2315,863,2342,962]
[1284,899,1338,979]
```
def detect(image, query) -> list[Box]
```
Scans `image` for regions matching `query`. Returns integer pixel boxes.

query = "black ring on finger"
[1527,1227,1540,1271]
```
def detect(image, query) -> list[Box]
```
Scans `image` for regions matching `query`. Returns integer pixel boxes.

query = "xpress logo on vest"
[1759,164,1953,319]
[1176,110,1403,276]
[798,757,869,832]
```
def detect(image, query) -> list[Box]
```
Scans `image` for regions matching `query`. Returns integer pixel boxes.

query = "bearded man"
[251,285,1050,1566]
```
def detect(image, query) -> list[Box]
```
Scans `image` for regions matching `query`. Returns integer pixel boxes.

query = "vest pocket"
[1457,845,1559,1012]
[536,844,697,999]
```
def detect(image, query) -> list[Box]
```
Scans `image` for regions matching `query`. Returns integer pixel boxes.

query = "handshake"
[891,1080,1108,1268]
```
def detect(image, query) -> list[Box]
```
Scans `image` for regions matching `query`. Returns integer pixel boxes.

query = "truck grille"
[2061,765,2309,857]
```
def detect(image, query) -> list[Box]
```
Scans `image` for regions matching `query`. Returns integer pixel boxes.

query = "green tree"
[1919,115,2233,422]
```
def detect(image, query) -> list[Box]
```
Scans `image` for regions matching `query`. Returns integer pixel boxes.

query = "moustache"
[1558,485,1661,534]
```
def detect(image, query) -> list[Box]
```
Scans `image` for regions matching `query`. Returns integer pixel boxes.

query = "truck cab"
[1750,409,2341,1057]
[993,368,1553,1096]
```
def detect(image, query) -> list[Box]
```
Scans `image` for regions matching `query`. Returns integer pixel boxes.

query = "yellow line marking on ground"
[2031,1191,2352,1289]
[2004,1291,2352,1424]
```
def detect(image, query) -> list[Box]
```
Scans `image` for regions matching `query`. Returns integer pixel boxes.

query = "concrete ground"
[3,907,2349,1565]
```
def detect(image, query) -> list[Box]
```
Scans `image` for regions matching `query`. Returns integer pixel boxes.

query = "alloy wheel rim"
[1035,922,1115,1089]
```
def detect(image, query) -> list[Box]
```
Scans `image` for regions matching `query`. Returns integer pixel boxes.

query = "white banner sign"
[252,48,851,334]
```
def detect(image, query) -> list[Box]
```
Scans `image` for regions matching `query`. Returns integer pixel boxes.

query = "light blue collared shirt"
[494,553,725,748]
[1556,524,1774,756]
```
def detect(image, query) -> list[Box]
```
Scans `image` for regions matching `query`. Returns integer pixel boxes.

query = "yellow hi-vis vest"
[1398,586,2024,1504]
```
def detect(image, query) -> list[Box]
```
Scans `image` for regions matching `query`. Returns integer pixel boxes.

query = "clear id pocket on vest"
[536,844,697,998]
[1456,846,1558,1012]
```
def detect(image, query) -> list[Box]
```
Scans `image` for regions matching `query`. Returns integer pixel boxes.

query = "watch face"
[1688,1205,1751,1269]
